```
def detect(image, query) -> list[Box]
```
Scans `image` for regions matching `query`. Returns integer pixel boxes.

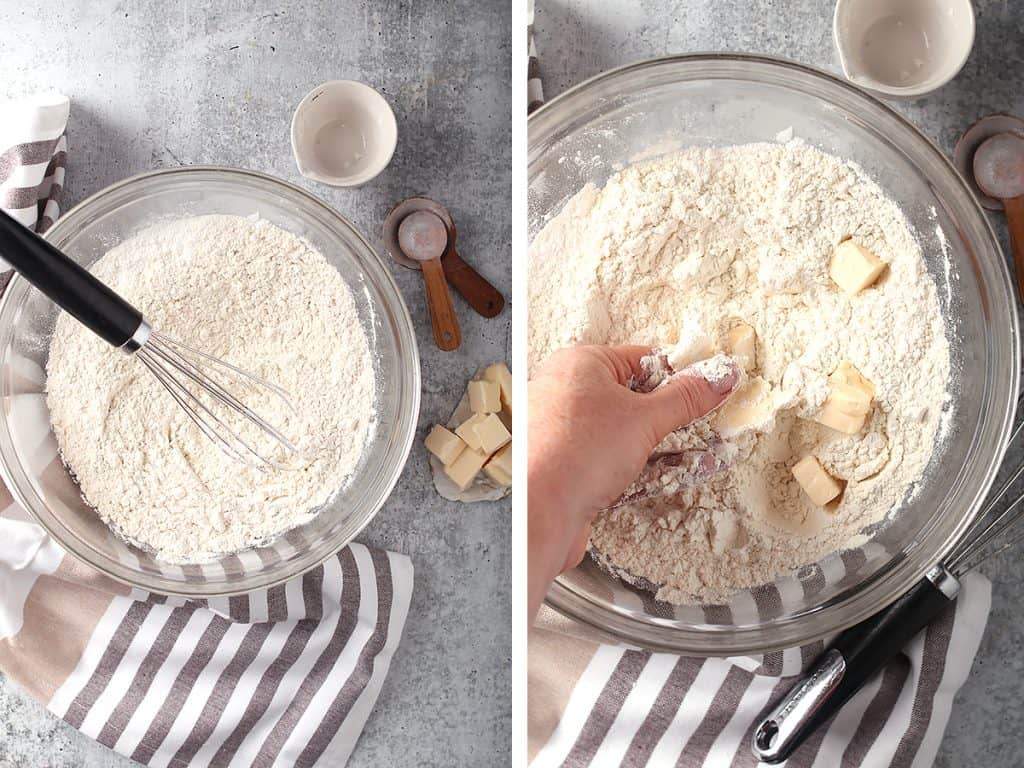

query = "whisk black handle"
[751,566,960,764]
[0,211,143,348]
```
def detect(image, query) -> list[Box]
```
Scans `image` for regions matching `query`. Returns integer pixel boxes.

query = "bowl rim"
[529,53,1020,654]
[832,0,976,98]
[290,80,399,187]
[0,164,421,597]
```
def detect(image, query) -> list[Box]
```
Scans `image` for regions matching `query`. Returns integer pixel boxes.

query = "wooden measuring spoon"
[441,219,505,318]
[382,196,504,318]
[974,133,1024,302]
[398,210,461,351]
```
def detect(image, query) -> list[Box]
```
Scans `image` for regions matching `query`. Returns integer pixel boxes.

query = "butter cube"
[830,241,887,294]
[468,379,501,413]
[665,322,716,370]
[715,377,776,438]
[814,402,866,434]
[472,413,511,454]
[725,322,757,371]
[455,413,487,451]
[484,443,511,486]
[831,360,875,398]
[792,455,843,506]
[445,447,489,491]
[484,363,513,412]
[814,361,875,434]
[424,425,467,466]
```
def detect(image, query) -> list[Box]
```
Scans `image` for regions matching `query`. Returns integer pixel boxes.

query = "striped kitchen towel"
[0,93,415,767]
[0,499,414,768]
[528,572,991,767]
[0,91,69,238]
[527,0,545,113]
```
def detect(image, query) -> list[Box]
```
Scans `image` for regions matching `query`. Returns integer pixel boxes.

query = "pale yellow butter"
[725,322,756,371]
[444,447,489,491]
[468,379,501,413]
[455,413,487,451]
[484,443,511,486]
[484,362,513,412]
[829,240,887,295]
[792,455,843,506]
[424,424,467,466]
[814,360,875,434]
[472,413,511,454]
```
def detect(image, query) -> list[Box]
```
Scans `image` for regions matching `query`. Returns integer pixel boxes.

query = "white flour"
[47,215,376,563]
[528,141,950,604]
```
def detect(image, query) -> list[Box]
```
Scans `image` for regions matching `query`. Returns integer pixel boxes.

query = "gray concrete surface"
[0,1,510,766]
[533,1,1024,765]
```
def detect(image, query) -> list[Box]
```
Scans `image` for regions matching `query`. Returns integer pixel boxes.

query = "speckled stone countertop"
[533,1,1023,766]
[0,1,510,766]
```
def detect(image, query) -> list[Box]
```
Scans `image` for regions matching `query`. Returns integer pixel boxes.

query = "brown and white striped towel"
[0,91,69,239]
[529,572,991,767]
[0,94,415,767]
[0,500,413,767]
[527,0,545,114]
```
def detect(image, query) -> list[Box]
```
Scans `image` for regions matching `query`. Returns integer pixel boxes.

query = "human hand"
[527,345,741,622]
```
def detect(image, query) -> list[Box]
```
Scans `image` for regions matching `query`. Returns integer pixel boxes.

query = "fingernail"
[685,355,741,395]
[708,363,741,395]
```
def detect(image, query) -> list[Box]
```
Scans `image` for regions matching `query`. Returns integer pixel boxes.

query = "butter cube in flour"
[424,425,467,466]
[665,318,716,370]
[468,379,501,413]
[445,447,489,491]
[484,443,512,486]
[830,241,887,294]
[725,322,757,371]
[455,413,487,451]
[814,361,875,434]
[715,377,776,438]
[472,413,511,454]
[484,363,513,412]
[792,455,843,506]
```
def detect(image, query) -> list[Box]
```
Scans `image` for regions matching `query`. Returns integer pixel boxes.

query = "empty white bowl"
[291,80,398,187]
[833,0,975,98]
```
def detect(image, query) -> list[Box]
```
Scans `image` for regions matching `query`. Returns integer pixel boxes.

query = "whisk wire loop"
[134,331,299,470]
[945,397,1024,575]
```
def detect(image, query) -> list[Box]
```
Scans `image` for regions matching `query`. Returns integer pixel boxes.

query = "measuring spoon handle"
[1005,196,1024,303]
[421,257,461,351]
[444,248,505,318]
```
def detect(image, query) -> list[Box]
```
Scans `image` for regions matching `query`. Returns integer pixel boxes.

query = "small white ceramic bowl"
[291,80,398,187]
[833,0,975,99]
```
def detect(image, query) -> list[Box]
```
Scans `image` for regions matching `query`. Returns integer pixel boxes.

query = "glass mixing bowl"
[529,55,1020,654]
[0,167,420,597]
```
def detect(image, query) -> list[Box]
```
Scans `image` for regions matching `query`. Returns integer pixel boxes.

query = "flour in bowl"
[528,141,950,604]
[46,215,376,563]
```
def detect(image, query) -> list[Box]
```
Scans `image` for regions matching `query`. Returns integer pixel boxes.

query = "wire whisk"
[753,394,1024,764]
[945,397,1024,574]
[136,330,298,469]
[0,210,298,470]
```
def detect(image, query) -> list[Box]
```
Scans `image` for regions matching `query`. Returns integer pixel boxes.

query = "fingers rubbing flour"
[528,141,951,604]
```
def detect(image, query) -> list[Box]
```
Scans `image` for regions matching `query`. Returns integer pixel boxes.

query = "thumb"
[639,356,742,440]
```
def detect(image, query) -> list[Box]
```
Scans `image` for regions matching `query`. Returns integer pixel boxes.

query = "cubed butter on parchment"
[445,447,490,491]
[424,425,467,466]
[468,379,502,413]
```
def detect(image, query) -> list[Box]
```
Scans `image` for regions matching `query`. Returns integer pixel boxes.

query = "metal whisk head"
[132,327,298,470]
[945,398,1024,576]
